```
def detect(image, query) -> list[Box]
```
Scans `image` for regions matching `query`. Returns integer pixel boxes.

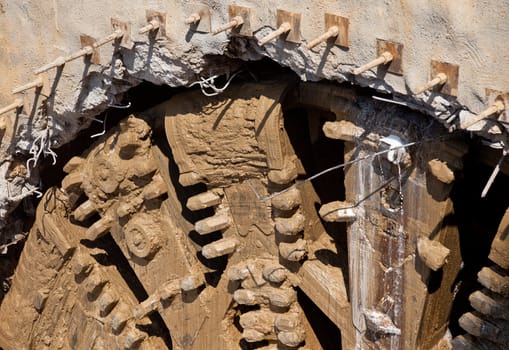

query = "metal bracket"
[486,88,509,123]
[377,39,404,75]
[276,9,301,44]
[111,18,133,49]
[80,34,100,65]
[146,10,166,39]
[325,13,349,48]
[430,60,459,96]
[228,5,253,37]
[188,4,211,33]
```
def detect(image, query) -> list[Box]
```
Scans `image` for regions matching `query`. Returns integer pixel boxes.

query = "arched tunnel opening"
[1,55,509,350]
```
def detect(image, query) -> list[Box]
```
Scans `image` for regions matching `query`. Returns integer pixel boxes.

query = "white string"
[189,70,242,97]
[26,124,57,174]
[248,137,449,202]
[91,112,108,138]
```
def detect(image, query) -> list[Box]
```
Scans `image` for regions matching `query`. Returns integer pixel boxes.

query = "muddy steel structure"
[0,1,508,349]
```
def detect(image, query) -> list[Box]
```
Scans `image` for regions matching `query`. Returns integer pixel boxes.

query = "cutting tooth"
[181,273,205,292]
[322,120,364,142]
[451,335,476,350]
[111,303,131,334]
[122,326,147,350]
[159,280,181,301]
[63,156,84,173]
[194,213,230,235]
[61,172,82,192]
[186,191,221,211]
[233,289,266,306]
[267,287,297,308]
[262,263,287,283]
[279,239,308,261]
[275,212,305,236]
[142,174,167,200]
[271,188,301,211]
[179,171,203,186]
[416,237,450,271]
[97,286,119,317]
[239,310,275,339]
[85,216,113,241]
[33,289,49,313]
[478,266,509,297]
[319,201,357,222]
[73,200,97,222]
[268,165,298,185]
[202,237,239,258]
[427,159,455,184]
[133,294,159,320]
[469,289,509,321]
[242,329,267,343]
[85,271,108,297]
[72,254,94,277]
[277,330,306,348]
[274,313,302,332]
[459,311,509,344]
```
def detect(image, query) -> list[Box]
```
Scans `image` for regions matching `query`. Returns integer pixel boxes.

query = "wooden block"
[79,34,100,64]
[228,5,253,36]
[431,60,459,96]
[276,9,301,44]
[111,18,133,49]
[377,39,404,75]
[325,13,349,48]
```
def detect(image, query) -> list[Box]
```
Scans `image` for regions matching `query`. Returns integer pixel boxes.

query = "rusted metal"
[376,39,404,75]
[111,18,132,49]
[139,10,166,39]
[79,34,100,65]
[430,60,459,96]
[274,9,301,44]
[325,13,349,47]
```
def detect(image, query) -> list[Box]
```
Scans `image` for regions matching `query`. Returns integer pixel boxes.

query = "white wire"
[189,71,242,97]
[248,137,449,202]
